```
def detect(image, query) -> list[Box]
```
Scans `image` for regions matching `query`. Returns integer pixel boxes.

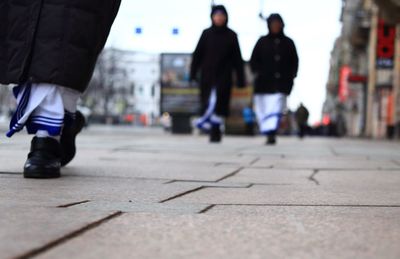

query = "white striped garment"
[7,83,80,137]
[195,88,224,131]
[254,93,287,134]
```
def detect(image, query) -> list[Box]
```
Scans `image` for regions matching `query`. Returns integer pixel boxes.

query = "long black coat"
[250,33,298,95]
[190,26,245,117]
[0,0,120,92]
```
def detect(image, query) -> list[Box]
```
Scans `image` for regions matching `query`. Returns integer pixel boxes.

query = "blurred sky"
[106,0,342,123]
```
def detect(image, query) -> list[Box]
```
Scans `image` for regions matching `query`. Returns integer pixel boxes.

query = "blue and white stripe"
[6,83,69,138]
[195,88,224,131]
[254,93,286,135]
[7,83,32,137]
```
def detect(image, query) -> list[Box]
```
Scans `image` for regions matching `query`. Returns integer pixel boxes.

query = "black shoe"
[209,125,222,143]
[24,137,61,179]
[60,111,85,167]
[266,135,277,145]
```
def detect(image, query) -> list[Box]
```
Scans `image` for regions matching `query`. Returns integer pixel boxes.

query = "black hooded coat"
[0,0,121,92]
[190,5,245,117]
[250,14,299,95]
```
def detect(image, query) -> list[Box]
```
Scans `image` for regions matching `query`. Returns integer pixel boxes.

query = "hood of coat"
[211,5,229,28]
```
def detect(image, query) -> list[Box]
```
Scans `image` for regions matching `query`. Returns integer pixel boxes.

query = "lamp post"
[366,4,378,137]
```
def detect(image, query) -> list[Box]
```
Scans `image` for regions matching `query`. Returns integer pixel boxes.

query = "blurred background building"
[82,49,161,126]
[1,0,400,139]
[323,0,400,138]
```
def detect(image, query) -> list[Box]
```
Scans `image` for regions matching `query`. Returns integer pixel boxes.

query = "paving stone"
[238,138,335,157]
[172,183,400,206]
[221,168,314,185]
[0,175,202,207]
[98,151,256,167]
[252,157,399,170]
[0,207,117,259]
[333,142,400,159]
[74,201,211,215]
[63,162,241,182]
[37,208,400,259]
[315,170,400,187]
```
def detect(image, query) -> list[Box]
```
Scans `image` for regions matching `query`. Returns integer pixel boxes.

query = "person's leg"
[7,83,81,178]
[266,130,277,145]
[268,93,286,144]
[196,87,216,132]
[301,124,307,138]
[209,113,224,143]
[298,124,305,138]
[253,94,265,132]
[245,122,254,136]
[59,87,84,167]
[211,86,232,143]
[196,86,225,142]
[257,93,286,145]
[7,83,64,178]
[254,94,276,144]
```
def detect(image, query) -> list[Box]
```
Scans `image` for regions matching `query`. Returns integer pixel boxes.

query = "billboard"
[376,19,396,69]
[339,65,352,102]
[376,19,395,89]
[160,53,200,115]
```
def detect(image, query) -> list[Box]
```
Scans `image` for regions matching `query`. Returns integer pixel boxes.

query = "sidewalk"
[1,125,400,259]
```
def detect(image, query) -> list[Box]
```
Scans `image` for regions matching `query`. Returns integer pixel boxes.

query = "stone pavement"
[1,125,400,259]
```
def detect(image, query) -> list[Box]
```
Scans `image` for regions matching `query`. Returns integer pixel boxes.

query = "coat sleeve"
[289,39,299,79]
[232,34,245,88]
[250,38,262,74]
[190,31,206,81]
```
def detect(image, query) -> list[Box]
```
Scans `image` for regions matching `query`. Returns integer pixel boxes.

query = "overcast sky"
[106,0,342,123]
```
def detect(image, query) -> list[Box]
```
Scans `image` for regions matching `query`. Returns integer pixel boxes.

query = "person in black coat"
[190,5,245,143]
[295,103,310,138]
[250,13,299,145]
[0,0,120,178]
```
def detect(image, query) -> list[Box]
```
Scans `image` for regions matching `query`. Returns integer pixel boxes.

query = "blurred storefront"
[323,0,400,138]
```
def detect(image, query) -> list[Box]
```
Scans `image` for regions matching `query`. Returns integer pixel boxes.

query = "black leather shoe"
[210,125,222,143]
[24,137,61,179]
[60,111,85,167]
[266,135,277,145]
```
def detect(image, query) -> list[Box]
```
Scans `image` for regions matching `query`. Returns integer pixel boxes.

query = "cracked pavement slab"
[36,208,400,259]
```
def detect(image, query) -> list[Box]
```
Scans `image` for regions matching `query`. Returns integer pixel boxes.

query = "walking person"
[295,103,310,138]
[250,13,299,145]
[0,0,121,178]
[242,106,256,136]
[190,5,246,143]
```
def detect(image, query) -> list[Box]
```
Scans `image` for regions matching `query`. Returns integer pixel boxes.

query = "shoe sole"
[24,169,61,179]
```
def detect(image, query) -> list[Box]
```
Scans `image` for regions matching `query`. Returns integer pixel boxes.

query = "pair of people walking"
[191,6,299,145]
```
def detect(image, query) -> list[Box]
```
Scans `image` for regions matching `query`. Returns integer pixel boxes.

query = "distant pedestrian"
[242,106,256,136]
[250,14,299,145]
[0,1,121,178]
[191,5,246,143]
[295,103,309,138]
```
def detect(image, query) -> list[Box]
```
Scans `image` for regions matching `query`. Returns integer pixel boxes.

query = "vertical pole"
[366,5,378,137]
[393,24,400,138]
